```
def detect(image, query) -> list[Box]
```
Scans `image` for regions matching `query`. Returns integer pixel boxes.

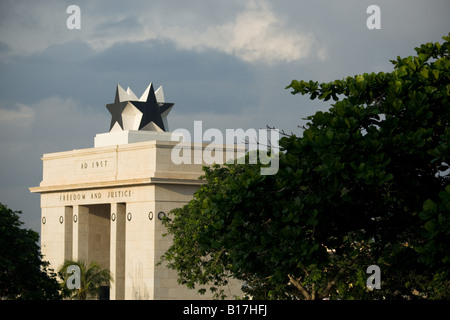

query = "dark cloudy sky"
[0,0,449,234]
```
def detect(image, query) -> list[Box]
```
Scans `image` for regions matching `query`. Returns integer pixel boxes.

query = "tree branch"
[288,268,342,300]
[317,271,341,300]
[288,274,311,300]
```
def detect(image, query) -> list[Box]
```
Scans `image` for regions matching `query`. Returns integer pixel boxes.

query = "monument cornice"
[29,176,205,194]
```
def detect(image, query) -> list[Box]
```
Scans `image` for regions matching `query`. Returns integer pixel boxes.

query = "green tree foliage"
[0,203,61,299]
[58,259,113,300]
[161,34,450,299]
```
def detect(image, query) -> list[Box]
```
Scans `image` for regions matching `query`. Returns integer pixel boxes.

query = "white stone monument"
[30,83,242,299]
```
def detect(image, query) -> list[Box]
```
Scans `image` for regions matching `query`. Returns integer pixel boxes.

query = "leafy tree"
[161,34,450,299]
[0,203,61,299]
[58,259,113,300]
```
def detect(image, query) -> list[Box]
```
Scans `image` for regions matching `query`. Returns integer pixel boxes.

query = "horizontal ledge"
[29,177,205,194]
[42,140,246,160]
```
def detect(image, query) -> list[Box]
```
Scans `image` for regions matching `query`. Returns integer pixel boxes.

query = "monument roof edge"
[29,177,205,194]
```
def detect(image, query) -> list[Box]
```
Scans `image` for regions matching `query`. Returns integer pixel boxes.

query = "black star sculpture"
[106,83,174,132]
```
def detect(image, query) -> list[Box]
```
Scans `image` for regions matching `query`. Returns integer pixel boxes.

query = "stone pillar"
[41,206,67,271]
[64,206,73,261]
[110,203,126,300]
[72,205,89,262]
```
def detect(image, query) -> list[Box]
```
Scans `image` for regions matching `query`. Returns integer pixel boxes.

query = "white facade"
[30,135,242,299]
